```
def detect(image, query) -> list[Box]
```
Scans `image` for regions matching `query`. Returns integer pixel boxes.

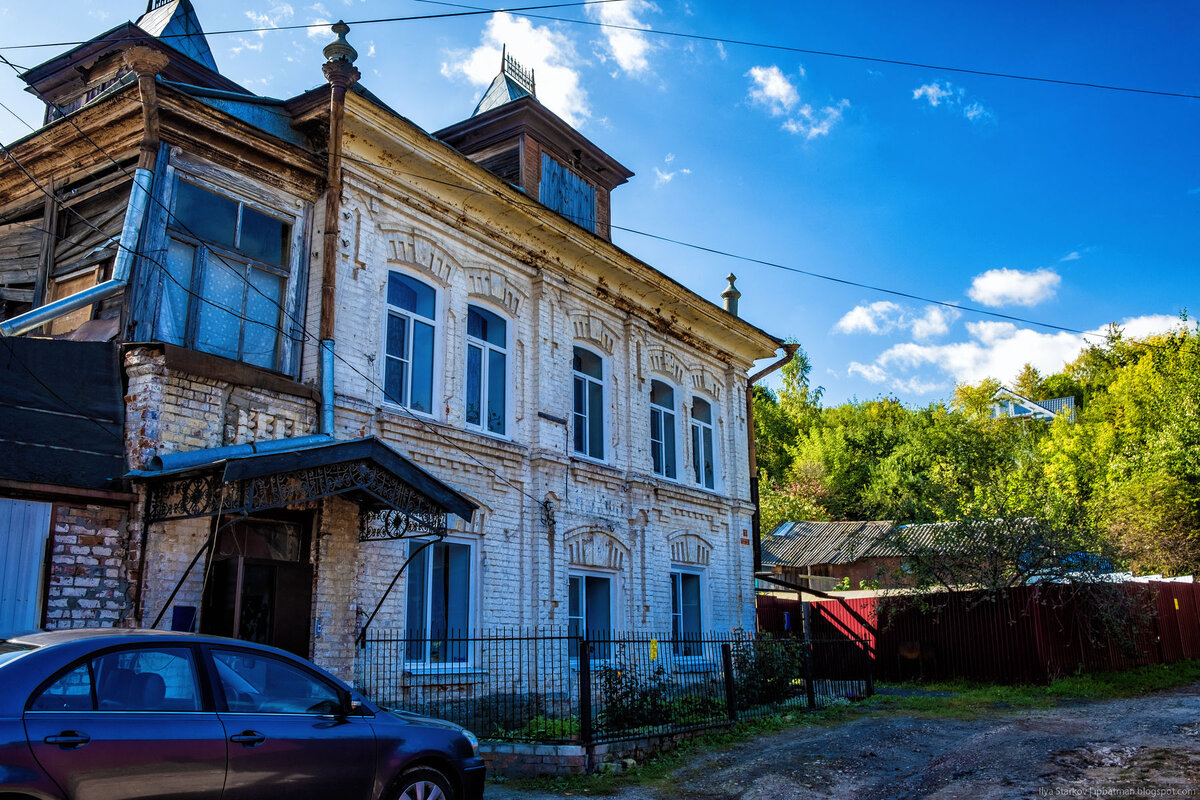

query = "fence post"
[721,642,738,722]
[802,602,817,710]
[861,637,875,697]
[578,637,593,746]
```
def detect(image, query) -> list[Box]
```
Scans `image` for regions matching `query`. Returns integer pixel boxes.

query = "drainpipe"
[746,343,800,580]
[0,47,169,338]
[317,22,360,436]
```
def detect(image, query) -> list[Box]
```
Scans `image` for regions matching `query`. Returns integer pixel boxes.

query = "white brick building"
[0,1,783,683]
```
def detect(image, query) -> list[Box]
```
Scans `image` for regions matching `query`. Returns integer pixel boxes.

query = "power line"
[412,0,1200,101]
[0,2,1194,101]
[0,1,625,51]
[0,62,547,510]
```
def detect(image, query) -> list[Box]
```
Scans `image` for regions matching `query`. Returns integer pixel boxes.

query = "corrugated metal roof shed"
[760,520,959,567]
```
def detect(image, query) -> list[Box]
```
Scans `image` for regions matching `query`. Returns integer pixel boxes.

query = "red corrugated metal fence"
[758,581,1200,683]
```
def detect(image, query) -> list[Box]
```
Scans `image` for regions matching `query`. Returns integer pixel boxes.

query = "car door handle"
[44,731,90,748]
[230,731,266,746]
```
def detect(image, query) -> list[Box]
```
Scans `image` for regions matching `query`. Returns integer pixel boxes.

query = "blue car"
[0,629,484,800]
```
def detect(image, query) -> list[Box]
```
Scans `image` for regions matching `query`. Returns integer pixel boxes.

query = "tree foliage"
[753,320,1200,577]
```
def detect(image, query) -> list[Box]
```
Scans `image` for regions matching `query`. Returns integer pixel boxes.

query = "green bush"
[733,636,806,708]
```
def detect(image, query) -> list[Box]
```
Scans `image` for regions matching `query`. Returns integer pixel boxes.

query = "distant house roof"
[762,521,895,568]
[762,520,991,569]
[991,387,1075,422]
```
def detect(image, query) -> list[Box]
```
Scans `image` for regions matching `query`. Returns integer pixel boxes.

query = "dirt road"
[485,684,1200,799]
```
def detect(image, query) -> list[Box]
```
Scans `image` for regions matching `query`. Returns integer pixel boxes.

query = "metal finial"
[722,273,741,316]
[323,20,358,65]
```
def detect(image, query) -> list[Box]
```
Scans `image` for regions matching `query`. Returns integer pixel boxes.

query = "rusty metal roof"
[762,520,983,567]
[762,521,895,567]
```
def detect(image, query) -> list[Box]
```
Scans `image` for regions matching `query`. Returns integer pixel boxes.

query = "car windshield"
[0,642,35,668]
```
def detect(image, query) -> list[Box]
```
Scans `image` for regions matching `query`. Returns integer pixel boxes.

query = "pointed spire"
[135,0,218,72]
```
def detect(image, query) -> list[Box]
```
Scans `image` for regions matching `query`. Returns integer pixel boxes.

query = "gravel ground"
[484,683,1200,800]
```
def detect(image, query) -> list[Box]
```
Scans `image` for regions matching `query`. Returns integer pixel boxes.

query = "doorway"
[201,516,312,657]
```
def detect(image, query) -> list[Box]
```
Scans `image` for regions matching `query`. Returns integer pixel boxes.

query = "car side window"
[29,647,202,713]
[93,648,202,711]
[30,663,93,711]
[212,649,341,714]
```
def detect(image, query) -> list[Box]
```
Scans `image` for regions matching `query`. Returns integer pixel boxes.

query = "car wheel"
[393,766,454,800]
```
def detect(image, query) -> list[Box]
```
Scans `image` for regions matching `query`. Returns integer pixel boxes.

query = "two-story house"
[0,0,785,682]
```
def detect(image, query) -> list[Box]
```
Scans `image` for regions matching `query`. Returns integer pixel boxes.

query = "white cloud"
[848,362,888,383]
[863,314,1186,390]
[246,3,294,37]
[1059,251,1081,262]
[306,18,333,39]
[782,99,850,140]
[748,66,847,139]
[653,154,691,188]
[910,305,958,339]
[913,80,993,123]
[716,42,727,61]
[586,0,656,76]
[746,66,799,116]
[913,82,954,107]
[834,301,958,340]
[441,13,589,127]
[230,37,266,56]
[835,301,903,335]
[967,267,1061,307]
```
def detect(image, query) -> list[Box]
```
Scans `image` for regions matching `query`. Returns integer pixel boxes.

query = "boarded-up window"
[47,267,102,335]
[0,498,52,637]
[539,154,596,232]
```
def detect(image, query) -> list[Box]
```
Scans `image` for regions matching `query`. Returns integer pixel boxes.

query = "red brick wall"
[45,503,137,629]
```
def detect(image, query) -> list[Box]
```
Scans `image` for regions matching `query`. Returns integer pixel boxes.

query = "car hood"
[381,707,468,734]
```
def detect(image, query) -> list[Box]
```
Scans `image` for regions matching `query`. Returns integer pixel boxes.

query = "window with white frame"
[650,380,678,479]
[691,397,717,490]
[384,272,437,415]
[465,305,507,435]
[568,573,612,659]
[670,570,702,656]
[572,346,605,460]
[157,179,293,371]
[405,540,471,664]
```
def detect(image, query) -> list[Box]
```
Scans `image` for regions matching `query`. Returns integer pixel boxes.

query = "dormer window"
[540,154,596,232]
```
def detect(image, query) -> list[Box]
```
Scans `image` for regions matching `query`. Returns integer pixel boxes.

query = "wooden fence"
[758,581,1200,684]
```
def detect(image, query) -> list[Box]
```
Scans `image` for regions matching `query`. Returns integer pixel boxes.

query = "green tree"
[1013,363,1045,399]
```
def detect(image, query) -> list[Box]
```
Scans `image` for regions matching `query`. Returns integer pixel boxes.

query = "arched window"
[572,346,604,460]
[383,272,436,414]
[465,305,507,435]
[691,397,716,489]
[650,380,677,479]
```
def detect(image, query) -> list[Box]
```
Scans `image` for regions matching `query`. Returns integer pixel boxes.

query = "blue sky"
[0,1,1195,404]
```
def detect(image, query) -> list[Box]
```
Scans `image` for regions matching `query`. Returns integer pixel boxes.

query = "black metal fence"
[355,629,872,744]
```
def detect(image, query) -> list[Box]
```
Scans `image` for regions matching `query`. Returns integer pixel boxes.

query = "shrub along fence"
[355,629,872,744]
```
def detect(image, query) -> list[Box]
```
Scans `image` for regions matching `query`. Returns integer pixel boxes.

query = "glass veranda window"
[405,541,470,664]
[384,273,436,414]
[650,380,677,479]
[157,180,291,370]
[691,398,716,490]
[572,346,604,460]
[465,306,507,435]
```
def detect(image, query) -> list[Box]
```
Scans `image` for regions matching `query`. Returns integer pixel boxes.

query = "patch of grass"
[867,659,1200,717]
[494,661,1200,795]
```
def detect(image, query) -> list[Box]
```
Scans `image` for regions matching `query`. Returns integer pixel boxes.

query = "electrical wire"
[413,0,1200,101]
[0,57,548,510]
[0,1,625,51]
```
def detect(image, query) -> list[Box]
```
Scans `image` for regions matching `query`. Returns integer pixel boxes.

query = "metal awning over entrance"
[130,436,475,540]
